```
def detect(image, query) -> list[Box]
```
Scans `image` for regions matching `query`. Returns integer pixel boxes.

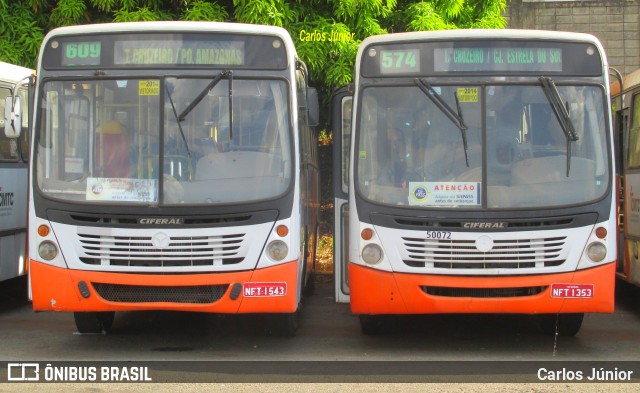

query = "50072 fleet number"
[425,231,452,240]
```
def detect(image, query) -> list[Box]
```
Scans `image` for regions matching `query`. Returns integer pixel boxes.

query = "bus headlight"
[267,240,288,261]
[587,242,607,262]
[362,244,383,265]
[38,241,58,261]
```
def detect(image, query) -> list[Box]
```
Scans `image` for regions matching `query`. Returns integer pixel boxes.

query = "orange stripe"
[30,260,299,313]
[349,262,615,314]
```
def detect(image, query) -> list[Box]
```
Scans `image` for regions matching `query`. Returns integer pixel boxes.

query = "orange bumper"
[349,262,615,315]
[30,260,299,313]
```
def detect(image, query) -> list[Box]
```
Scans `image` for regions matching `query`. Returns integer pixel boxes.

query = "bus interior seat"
[487,132,520,186]
[95,120,130,178]
[447,128,483,182]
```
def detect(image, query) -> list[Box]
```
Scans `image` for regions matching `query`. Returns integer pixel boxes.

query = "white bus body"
[29,22,319,335]
[334,30,617,336]
[0,61,33,282]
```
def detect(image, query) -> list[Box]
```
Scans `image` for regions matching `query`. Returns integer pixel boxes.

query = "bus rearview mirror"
[4,95,22,139]
[307,87,319,127]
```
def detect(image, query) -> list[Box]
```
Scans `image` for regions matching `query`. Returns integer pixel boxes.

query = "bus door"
[1,78,29,282]
[622,90,640,285]
[615,102,629,276]
[332,86,352,302]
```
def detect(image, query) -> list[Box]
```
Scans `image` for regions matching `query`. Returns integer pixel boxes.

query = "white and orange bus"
[333,30,616,336]
[0,61,33,283]
[25,22,319,335]
[611,68,640,288]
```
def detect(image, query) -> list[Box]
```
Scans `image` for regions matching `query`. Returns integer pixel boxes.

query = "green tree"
[0,1,45,67]
[0,0,507,97]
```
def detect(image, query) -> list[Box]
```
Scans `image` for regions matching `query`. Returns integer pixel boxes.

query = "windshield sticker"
[65,157,84,174]
[86,178,158,202]
[457,87,478,103]
[139,80,159,96]
[408,182,481,206]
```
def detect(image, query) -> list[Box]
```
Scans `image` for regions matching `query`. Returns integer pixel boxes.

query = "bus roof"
[360,29,603,46]
[38,22,299,70]
[356,29,607,76]
[41,21,296,52]
[0,61,34,84]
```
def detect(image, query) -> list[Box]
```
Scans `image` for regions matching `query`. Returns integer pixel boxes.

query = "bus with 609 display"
[332,29,616,336]
[23,22,320,335]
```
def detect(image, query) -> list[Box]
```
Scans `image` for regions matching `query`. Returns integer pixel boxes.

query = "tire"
[97,311,115,331]
[537,313,584,337]
[301,230,317,298]
[302,271,316,297]
[359,315,398,335]
[74,311,115,334]
[271,312,298,337]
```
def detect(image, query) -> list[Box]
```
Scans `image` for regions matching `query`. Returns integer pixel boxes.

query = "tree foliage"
[1,0,507,106]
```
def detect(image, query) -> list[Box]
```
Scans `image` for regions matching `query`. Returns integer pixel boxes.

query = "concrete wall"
[506,0,640,75]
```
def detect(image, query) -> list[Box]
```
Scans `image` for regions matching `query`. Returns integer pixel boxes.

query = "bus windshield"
[356,83,609,208]
[35,77,291,205]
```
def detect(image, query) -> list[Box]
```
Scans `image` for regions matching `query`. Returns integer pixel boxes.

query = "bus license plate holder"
[243,282,287,297]
[550,283,594,298]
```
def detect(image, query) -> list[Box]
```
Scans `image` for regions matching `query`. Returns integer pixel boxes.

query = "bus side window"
[0,86,19,161]
[64,95,90,180]
[530,105,564,157]
[627,93,640,169]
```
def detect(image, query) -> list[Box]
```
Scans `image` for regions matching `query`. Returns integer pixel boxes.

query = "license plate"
[243,282,287,297]
[550,283,594,298]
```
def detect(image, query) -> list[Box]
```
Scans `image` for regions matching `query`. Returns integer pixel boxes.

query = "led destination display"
[363,40,602,76]
[114,40,244,66]
[45,33,287,70]
[433,47,563,72]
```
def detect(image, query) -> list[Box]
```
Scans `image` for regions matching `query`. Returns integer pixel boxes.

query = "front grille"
[421,286,547,298]
[78,233,245,267]
[69,213,252,225]
[402,236,566,269]
[92,283,229,304]
[395,218,573,229]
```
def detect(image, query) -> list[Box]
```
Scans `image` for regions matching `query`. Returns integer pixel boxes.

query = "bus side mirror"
[4,95,22,139]
[307,87,319,127]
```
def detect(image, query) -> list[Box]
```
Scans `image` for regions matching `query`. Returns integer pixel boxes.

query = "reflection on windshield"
[162,78,291,205]
[539,76,579,176]
[36,79,291,205]
[356,84,609,209]
[414,78,469,166]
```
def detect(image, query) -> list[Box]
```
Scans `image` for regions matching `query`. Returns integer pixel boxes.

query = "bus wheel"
[73,311,115,334]
[537,313,584,337]
[271,312,298,337]
[359,315,397,335]
[302,271,316,297]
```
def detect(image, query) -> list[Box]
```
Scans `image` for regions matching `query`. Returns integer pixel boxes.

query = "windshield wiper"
[165,84,191,159]
[177,70,234,140]
[539,76,579,177]
[415,78,469,166]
